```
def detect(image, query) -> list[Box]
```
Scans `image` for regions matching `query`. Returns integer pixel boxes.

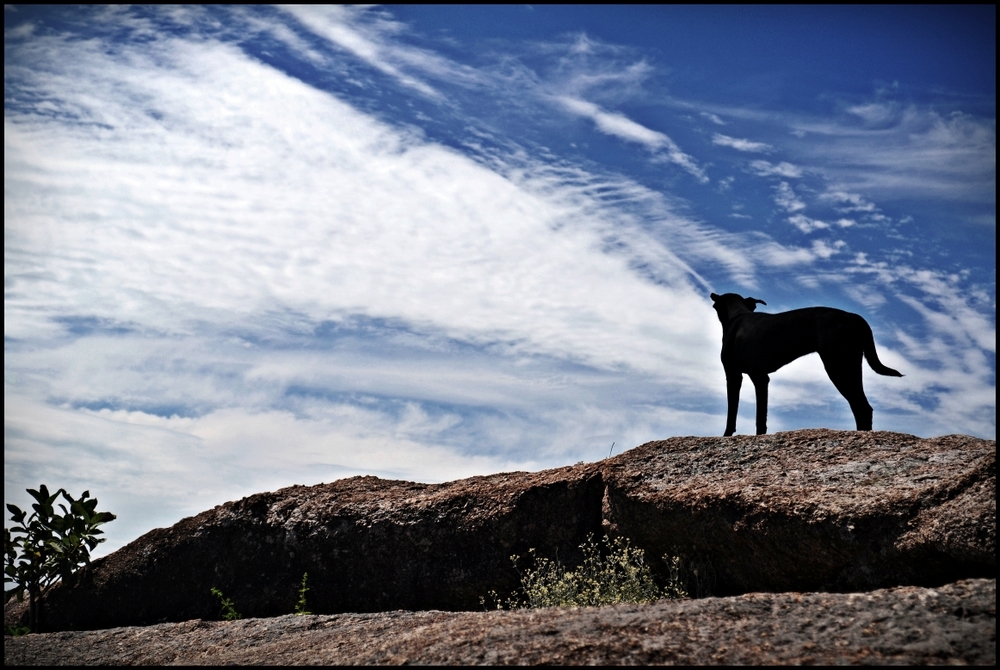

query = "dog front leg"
[749,373,769,435]
[724,372,742,436]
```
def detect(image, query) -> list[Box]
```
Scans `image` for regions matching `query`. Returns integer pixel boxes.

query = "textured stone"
[600,430,995,597]
[5,579,995,665]
[5,429,994,633]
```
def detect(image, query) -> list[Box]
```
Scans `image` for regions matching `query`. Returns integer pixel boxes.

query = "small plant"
[210,587,242,621]
[293,572,311,615]
[481,534,687,610]
[5,485,116,633]
[660,554,688,600]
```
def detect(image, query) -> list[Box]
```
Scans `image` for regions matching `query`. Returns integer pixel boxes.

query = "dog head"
[710,293,767,328]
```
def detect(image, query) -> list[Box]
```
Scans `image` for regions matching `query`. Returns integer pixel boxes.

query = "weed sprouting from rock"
[294,572,311,615]
[482,534,686,609]
[210,587,242,621]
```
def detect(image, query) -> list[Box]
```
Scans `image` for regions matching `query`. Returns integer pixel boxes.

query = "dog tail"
[863,322,903,377]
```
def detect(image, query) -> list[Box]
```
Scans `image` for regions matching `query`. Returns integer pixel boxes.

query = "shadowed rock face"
[8,429,994,632]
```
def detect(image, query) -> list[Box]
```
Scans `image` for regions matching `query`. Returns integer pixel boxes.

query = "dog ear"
[744,297,767,311]
[710,292,720,302]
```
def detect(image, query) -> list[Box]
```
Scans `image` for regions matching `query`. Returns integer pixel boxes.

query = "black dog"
[710,293,903,436]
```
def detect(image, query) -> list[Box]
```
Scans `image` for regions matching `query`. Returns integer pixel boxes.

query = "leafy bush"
[483,534,687,610]
[4,485,116,633]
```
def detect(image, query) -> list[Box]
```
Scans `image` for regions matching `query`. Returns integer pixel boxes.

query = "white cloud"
[5,39,726,380]
[773,181,806,212]
[278,5,449,99]
[753,241,820,268]
[255,11,712,187]
[792,105,996,204]
[788,214,830,233]
[656,92,993,204]
[712,133,772,152]
[558,96,665,147]
[555,96,709,183]
[821,190,878,214]
[809,239,843,258]
[553,38,656,100]
[846,102,900,126]
[894,273,995,355]
[843,284,888,309]
[836,256,996,437]
[750,160,804,178]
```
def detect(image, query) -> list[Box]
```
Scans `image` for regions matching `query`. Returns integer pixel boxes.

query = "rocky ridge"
[4,429,996,664]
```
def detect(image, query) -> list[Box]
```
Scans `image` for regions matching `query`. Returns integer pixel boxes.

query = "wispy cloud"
[809,239,844,258]
[697,94,993,210]
[750,160,804,178]
[773,182,806,212]
[848,258,995,437]
[278,5,450,99]
[788,214,829,233]
[853,259,996,355]
[548,34,657,101]
[556,96,709,183]
[712,133,771,152]
[846,102,902,127]
[821,190,879,213]
[557,96,668,148]
[273,11,711,187]
[792,104,996,204]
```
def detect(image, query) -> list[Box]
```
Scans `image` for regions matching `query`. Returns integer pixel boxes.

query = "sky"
[5,5,995,556]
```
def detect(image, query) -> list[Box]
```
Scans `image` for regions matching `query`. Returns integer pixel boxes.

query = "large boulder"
[601,430,995,596]
[8,429,994,632]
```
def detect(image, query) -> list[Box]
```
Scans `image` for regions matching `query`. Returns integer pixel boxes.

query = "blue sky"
[5,5,995,556]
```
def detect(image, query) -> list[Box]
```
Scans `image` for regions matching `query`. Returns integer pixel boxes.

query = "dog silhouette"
[710,293,903,436]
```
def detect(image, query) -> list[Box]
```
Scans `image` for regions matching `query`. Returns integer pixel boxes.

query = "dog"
[710,293,902,436]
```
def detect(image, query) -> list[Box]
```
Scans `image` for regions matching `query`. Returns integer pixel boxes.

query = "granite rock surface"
[5,579,995,665]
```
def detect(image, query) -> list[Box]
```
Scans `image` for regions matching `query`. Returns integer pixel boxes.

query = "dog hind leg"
[820,352,873,431]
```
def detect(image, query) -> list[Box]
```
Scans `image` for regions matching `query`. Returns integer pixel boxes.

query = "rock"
[601,430,995,597]
[5,429,994,633]
[5,579,995,665]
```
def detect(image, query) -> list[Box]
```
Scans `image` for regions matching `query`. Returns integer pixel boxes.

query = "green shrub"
[483,534,687,609]
[293,572,311,615]
[210,587,242,621]
[5,485,116,633]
